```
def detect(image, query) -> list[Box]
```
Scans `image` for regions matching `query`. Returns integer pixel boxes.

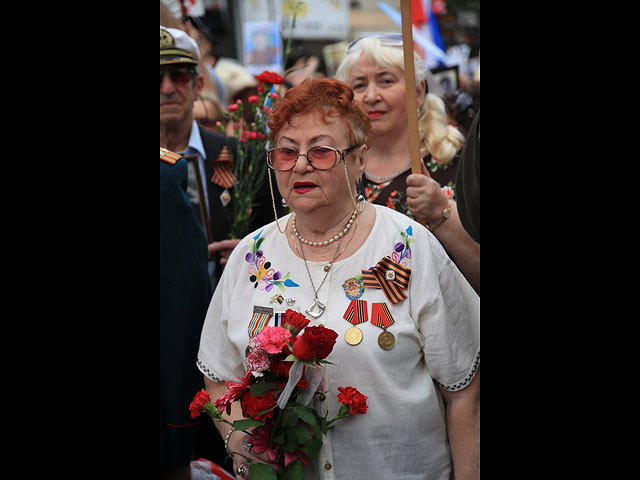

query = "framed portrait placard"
[184,155,214,245]
[431,65,459,94]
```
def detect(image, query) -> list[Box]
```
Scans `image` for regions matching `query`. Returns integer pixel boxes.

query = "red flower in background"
[256,71,283,85]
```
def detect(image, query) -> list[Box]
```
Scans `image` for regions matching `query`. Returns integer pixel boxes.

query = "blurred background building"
[161,0,479,90]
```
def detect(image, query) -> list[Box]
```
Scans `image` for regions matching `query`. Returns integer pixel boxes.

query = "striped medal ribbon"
[370,302,395,350]
[343,299,367,346]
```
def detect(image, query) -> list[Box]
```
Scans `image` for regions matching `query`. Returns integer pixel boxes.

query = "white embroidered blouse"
[197,204,480,480]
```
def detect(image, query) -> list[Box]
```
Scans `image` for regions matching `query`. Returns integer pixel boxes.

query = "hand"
[405,167,449,225]
[229,431,282,479]
[208,238,241,267]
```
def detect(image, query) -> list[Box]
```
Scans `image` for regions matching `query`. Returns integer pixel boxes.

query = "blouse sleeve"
[415,231,480,391]
[197,244,248,383]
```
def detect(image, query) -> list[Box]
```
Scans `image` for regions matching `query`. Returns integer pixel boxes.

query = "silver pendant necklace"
[298,230,344,319]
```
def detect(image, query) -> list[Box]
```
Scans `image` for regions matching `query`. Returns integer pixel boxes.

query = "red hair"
[268,77,370,145]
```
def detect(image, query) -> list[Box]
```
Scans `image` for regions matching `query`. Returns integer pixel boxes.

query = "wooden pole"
[400,0,428,227]
[400,0,422,176]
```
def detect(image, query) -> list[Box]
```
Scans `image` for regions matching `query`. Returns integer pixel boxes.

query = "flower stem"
[268,406,284,448]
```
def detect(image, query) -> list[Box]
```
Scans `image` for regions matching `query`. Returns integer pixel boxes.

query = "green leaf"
[248,463,277,480]
[280,408,299,428]
[292,421,312,443]
[279,459,305,480]
[302,435,322,458]
[292,405,318,428]
[316,414,328,434]
[250,382,276,397]
[233,418,264,431]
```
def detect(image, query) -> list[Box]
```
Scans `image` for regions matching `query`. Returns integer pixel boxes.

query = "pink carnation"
[246,348,270,376]
[255,326,292,354]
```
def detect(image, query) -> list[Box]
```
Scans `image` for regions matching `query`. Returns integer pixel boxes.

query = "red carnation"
[291,325,338,362]
[337,386,368,415]
[256,71,283,85]
[189,389,211,419]
[240,389,277,422]
[283,309,310,335]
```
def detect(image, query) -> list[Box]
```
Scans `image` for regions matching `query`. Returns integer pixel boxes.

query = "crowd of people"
[160,10,480,480]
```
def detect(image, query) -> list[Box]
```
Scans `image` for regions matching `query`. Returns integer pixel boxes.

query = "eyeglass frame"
[346,33,403,53]
[266,144,360,172]
[160,66,197,87]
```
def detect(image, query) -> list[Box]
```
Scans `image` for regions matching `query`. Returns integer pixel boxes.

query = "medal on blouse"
[370,302,395,350]
[343,299,368,345]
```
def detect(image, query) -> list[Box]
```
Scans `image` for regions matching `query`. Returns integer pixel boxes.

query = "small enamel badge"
[342,275,364,300]
[220,189,232,207]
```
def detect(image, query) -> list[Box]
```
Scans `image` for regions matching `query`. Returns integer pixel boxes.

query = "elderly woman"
[335,35,480,292]
[197,78,479,479]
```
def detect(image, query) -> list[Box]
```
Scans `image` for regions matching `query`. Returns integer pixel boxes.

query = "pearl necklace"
[292,206,359,248]
[364,160,412,183]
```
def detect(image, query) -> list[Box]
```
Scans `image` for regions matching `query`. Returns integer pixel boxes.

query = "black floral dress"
[359,154,460,217]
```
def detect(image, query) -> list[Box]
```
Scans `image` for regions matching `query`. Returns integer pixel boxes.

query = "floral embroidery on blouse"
[391,226,415,268]
[245,230,299,292]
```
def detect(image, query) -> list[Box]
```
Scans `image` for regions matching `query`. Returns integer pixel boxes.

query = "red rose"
[337,386,368,415]
[283,309,310,335]
[189,388,211,419]
[291,325,338,362]
[240,389,277,421]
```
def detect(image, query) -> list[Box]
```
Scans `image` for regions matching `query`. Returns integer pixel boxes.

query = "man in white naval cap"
[160,25,237,480]
[160,25,242,294]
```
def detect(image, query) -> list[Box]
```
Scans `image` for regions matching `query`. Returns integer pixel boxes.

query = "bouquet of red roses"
[190,309,368,480]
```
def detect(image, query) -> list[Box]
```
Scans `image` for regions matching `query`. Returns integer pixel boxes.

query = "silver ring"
[236,464,248,476]
[241,439,252,452]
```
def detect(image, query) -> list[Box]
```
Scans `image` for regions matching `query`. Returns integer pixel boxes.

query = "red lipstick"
[367,110,385,118]
[293,182,317,194]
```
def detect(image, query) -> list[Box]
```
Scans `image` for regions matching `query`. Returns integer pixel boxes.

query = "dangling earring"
[281,198,288,208]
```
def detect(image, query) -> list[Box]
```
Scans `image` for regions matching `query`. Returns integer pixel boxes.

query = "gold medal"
[345,326,363,346]
[343,299,367,346]
[371,303,396,350]
[377,330,395,350]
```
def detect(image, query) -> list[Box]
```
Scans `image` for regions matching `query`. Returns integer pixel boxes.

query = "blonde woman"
[335,34,479,292]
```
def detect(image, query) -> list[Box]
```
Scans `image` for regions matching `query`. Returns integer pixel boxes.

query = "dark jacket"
[160,157,211,468]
